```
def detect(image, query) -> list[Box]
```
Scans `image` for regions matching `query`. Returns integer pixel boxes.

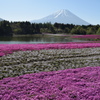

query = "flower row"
[0,66,100,100]
[72,35,100,39]
[0,47,100,79]
[1,42,100,56]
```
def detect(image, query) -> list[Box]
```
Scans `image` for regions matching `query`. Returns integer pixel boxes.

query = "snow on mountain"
[0,18,4,21]
[31,9,90,25]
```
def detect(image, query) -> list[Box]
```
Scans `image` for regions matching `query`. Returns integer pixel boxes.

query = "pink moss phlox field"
[72,35,100,39]
[1,43,100,56]
[0,66,100,100]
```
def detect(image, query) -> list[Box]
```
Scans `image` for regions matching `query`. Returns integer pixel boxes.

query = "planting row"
[1,43,100,56]
[0,66,100,100]
[72,35,100,40]
[0,47,100,79]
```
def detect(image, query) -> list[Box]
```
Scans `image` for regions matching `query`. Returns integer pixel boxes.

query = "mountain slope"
[31,9,90,25]
[0,18,4,21]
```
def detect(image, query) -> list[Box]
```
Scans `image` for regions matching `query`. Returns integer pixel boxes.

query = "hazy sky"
[0,0,100,25]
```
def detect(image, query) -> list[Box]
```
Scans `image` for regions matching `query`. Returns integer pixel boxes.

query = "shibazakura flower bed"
[0,47,100,79]
[0,66,100,100]
[72,35,100,40]
[1,42,100,57]
[0,43,100,99]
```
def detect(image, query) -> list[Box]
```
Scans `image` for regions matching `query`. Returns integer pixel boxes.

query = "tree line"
[0,20,100,36]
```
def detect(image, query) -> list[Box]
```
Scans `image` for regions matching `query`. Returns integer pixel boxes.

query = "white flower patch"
[0,47,100,79]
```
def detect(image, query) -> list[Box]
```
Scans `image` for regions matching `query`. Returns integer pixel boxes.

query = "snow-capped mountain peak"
[54,9,70,18]
[31,9,90,25]
[54,9,75,18]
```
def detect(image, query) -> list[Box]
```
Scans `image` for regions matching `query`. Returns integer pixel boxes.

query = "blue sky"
[0,0,100,25]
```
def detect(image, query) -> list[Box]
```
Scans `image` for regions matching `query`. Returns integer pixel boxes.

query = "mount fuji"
[0,18,4,21]
[31,9,90,25]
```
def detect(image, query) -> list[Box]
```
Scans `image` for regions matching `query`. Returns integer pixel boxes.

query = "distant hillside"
[31,9,90,25]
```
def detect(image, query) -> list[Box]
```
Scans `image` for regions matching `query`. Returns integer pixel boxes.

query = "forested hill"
[0,20,100,36]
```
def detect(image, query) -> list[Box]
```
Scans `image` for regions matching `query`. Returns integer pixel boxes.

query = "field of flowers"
[72,35,100,40]
[0,66,100,100]
[1,43,100,56]
[0,43,100,99]
[0,47,100,79]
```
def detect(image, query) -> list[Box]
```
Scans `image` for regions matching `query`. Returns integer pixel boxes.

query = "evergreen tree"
[96,27,100,35]
[87,27,95,34]
[0,21,12,36]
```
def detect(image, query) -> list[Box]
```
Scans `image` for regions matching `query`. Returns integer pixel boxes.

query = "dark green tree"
[96,27,100,34]
[0,21,12,36]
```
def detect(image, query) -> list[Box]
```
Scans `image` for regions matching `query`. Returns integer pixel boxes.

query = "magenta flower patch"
[73,35,100,39]
[0,66,100,100]
[0,43,100,57]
